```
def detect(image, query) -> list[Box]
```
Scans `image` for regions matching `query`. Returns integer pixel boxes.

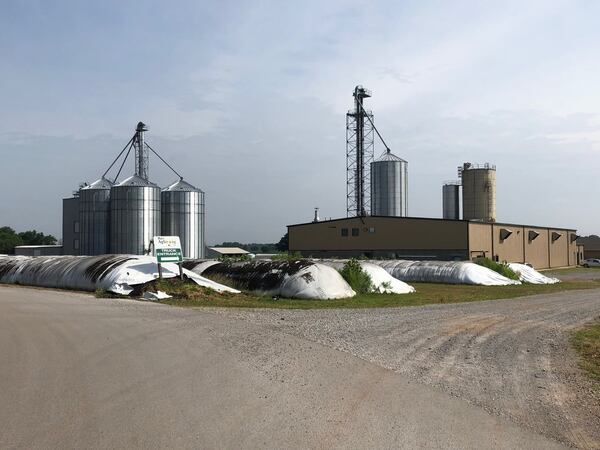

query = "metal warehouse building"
[288,216,582,269]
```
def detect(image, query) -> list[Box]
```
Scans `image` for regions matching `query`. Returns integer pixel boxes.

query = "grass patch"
[270,251,304,261]
[154,278,600,310]
[572,319,600,385]
[474,257,520,281]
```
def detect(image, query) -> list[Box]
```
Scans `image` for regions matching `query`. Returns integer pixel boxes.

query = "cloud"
[1,0,599,242]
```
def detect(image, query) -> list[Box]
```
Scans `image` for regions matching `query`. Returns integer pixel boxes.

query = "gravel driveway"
[213,288,600,449]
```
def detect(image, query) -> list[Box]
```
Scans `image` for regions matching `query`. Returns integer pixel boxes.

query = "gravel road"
[215,288,600,449]
[0,285,576,450]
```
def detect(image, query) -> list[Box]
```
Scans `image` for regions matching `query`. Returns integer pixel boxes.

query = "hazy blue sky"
[1,0,599,243]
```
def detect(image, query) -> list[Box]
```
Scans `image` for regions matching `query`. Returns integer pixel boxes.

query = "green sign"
[156,247,183,263]
[154,236,183,263]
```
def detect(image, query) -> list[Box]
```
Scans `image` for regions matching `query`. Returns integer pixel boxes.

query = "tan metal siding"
[289,217,468,252]
[523,228,550,269]
[468,223,493,259]
[549,229,569,268]
[493,225,525,264]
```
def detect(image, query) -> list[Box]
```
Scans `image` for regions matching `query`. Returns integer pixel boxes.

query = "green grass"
[158,279,600,310]
[270,251,303,261]
[572,319,600,385]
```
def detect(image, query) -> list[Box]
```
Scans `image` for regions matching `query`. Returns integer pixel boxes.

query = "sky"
[1,0,599,244]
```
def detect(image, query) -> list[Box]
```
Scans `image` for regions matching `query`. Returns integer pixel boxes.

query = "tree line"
[214,233,288,253]
[0,227,57,254]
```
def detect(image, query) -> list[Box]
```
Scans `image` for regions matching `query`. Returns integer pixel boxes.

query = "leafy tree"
[215,241,245,248]
[213,241,279,254]
[0,227,23,254]
[0,227,57,254]
[18,230,57,245]
[276,232,289,252]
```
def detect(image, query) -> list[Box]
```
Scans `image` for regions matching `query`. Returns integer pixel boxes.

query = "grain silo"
[442,181,460,220]
[79,177,112,255]
[370,150,408,217]
[161,179,205,259]
[460,162,496,222]
[109,175,161,255]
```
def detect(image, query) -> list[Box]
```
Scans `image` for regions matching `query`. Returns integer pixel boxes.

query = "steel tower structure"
[133,121,149,180]
[346,86,374,217]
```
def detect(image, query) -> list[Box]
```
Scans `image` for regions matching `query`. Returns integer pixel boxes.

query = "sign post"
[153,236,184,280]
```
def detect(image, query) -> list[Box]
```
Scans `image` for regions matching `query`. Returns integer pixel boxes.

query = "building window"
[352,228,359,237]
[369,227,375,233]
[74,239,80,250]
[74,221,80,233]
[341,228,348,237]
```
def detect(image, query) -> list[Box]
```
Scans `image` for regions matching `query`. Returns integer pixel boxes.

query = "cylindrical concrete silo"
[161,179,205,259]
[370,150,408,217]
[460,162,496,222]
[442,182,460,220]
[79,177,113,255]
[110,174,161,255]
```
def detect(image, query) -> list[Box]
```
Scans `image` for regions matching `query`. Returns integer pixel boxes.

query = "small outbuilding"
[207,247,251,259]
[14,245,64,257]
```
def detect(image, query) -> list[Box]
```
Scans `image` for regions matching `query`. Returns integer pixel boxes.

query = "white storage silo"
[370,150,408,217]
[161,179,205,259]
[79,177,113,255]
[109,174,161,255]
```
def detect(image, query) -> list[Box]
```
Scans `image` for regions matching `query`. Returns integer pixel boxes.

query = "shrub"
[271,251,304,261]
[218,254,251,262]
[474,257,520,281]
[339,259,374,294]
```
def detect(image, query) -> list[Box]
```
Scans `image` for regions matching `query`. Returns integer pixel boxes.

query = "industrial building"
[576,236,600,259]
[288,85,581,269]
[288,217,580,269]
[62,122,205,258]
[14,245,63,257]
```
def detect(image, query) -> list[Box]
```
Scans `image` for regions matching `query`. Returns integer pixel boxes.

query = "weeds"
[339,259,374,294]
[572,319,600,384]
[474,257,520,281]
[271,251,304,261]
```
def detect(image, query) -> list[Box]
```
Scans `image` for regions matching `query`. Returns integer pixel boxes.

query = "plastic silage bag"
[191,260,356,299]
[371,260,521,286]
[0,255,239,295]
[318,260,415,294]
[508,263,560,284]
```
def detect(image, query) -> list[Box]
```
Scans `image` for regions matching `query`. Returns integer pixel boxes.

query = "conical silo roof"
[376,150,407,163]
[81,177,113,190]
[163,179,203,193]
[115,174,159,187]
